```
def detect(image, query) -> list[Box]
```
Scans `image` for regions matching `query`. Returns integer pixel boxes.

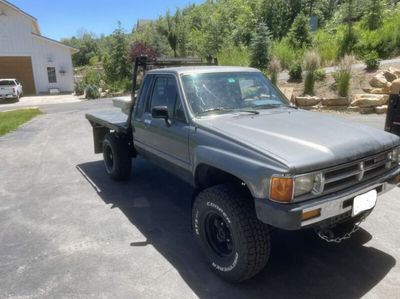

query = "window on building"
[47,67,57,83]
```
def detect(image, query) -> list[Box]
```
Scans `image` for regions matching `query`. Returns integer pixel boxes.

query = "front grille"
[321,150,394,196]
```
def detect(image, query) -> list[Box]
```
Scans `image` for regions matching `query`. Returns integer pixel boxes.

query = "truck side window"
[134,75,151,119]
[149,76,186,122]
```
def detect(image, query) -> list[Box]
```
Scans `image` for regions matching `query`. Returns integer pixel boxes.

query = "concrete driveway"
[0,100,399,298]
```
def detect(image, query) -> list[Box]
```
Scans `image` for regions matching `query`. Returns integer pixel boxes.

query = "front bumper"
[255,167,400,230]
[0,94,17,99]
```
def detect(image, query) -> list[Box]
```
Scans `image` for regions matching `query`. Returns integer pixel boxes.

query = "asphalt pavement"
[0,99,399,298]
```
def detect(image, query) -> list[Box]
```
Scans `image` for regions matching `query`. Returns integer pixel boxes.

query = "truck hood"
[194,109,400,173]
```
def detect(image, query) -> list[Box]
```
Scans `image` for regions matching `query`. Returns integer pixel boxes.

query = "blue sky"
[10,0,203,41]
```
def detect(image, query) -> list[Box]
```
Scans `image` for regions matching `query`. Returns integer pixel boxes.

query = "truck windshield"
[181,72,290,115]
[0,80,15,86]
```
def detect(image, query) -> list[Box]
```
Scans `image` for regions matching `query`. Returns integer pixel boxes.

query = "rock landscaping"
[293,66,400,114]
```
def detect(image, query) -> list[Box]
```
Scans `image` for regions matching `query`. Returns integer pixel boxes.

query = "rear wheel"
[102,133,132,180]
[192,184,270,282]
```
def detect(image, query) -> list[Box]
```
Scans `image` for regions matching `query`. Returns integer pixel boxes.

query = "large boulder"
[280,87,294,103]
[348,106,361,113]
[319,106,348,111]
[389,67,400,78]
[369,86,390,94]
[296,96,321,107]
[369,73,389,88]
[321,97,349,106]
[375,105,388,114]
[383,70,397,82]
[351,94,389,107]
[390,79,400,94]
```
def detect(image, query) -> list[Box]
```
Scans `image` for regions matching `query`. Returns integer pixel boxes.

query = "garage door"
[0,56,36,95]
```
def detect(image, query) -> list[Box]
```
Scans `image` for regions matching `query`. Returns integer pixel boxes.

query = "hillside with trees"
[62,0,400,97]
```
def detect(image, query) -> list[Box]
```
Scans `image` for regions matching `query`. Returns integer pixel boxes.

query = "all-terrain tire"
[102,133,132,181]
[192,184,270,283]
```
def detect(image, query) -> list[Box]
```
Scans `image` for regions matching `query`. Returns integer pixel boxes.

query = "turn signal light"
[301,208,321,221]
[270,177,293,203]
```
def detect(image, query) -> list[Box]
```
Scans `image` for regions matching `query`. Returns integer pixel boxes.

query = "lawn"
[0,108,43,136]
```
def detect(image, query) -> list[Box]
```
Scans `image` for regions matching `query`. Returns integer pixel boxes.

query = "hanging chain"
[315,216,366,243]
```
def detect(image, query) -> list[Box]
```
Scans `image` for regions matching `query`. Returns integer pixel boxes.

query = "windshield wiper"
[199,107,235,114]
[235,109,260,115]
[199,107,260,115]
[253,104,286,109]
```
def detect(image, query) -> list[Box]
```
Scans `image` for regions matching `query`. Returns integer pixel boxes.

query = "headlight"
[388,147,400,163]
[294,174,315,197]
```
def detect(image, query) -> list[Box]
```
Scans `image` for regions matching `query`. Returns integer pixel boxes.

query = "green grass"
[0,108,43,136]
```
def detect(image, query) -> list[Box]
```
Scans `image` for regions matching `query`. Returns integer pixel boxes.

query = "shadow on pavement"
[77,158,396,299]
[0,98,19,105]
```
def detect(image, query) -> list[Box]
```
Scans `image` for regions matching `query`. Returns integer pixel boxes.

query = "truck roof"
[146,66,261,76]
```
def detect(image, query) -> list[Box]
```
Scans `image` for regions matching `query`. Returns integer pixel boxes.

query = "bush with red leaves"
[129,41,159,62]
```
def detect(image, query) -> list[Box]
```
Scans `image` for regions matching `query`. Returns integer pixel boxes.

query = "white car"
[0,79,23,101]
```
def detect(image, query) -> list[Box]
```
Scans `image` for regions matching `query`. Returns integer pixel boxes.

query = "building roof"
[32,33,79,54]
[0,1,79,53]
[0,0,36,21]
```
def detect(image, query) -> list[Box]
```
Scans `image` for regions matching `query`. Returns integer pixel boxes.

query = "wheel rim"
[204,212,234,257]
[104,144,114,172]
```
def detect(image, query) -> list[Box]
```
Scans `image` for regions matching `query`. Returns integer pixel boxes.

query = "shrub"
[74,81,85,96]
[218,45,250,67]
[85,85,100,99]
[363,51,380,71]
[129,41,159,62]
[288,61,303,81]
[303,51,320,95]
[82,66,104,87]
[106,78,132,93]
[268,57,281,85]
[333,55,354,97]
[314,69,326,81]
[313,30,339,66]
[339,27,358,57]
[271,39,300,69]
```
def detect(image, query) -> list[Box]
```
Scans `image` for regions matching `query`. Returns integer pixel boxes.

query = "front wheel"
[192,184,270,282]
[102,133,132,181]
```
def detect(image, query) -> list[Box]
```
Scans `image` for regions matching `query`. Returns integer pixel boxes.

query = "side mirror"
[152,106,169,119]
[151,106,171,126]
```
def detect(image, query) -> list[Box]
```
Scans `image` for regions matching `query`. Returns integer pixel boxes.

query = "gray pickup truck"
[86,60,400,282]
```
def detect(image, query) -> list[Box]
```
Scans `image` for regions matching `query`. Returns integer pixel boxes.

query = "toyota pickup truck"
[86,57,400,282]
[0,79,23,101]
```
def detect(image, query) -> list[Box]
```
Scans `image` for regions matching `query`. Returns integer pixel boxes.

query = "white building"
[0,0,78,95]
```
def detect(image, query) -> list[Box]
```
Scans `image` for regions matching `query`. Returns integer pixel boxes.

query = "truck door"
[132,74,191,172]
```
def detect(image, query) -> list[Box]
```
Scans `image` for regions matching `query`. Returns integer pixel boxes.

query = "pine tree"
[365,0,384,30]
[287,13,312,49]
[104,22,130,83]
[249,23,272,70]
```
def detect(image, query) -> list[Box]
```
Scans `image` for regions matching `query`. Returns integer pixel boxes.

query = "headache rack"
[131,56,218,101]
